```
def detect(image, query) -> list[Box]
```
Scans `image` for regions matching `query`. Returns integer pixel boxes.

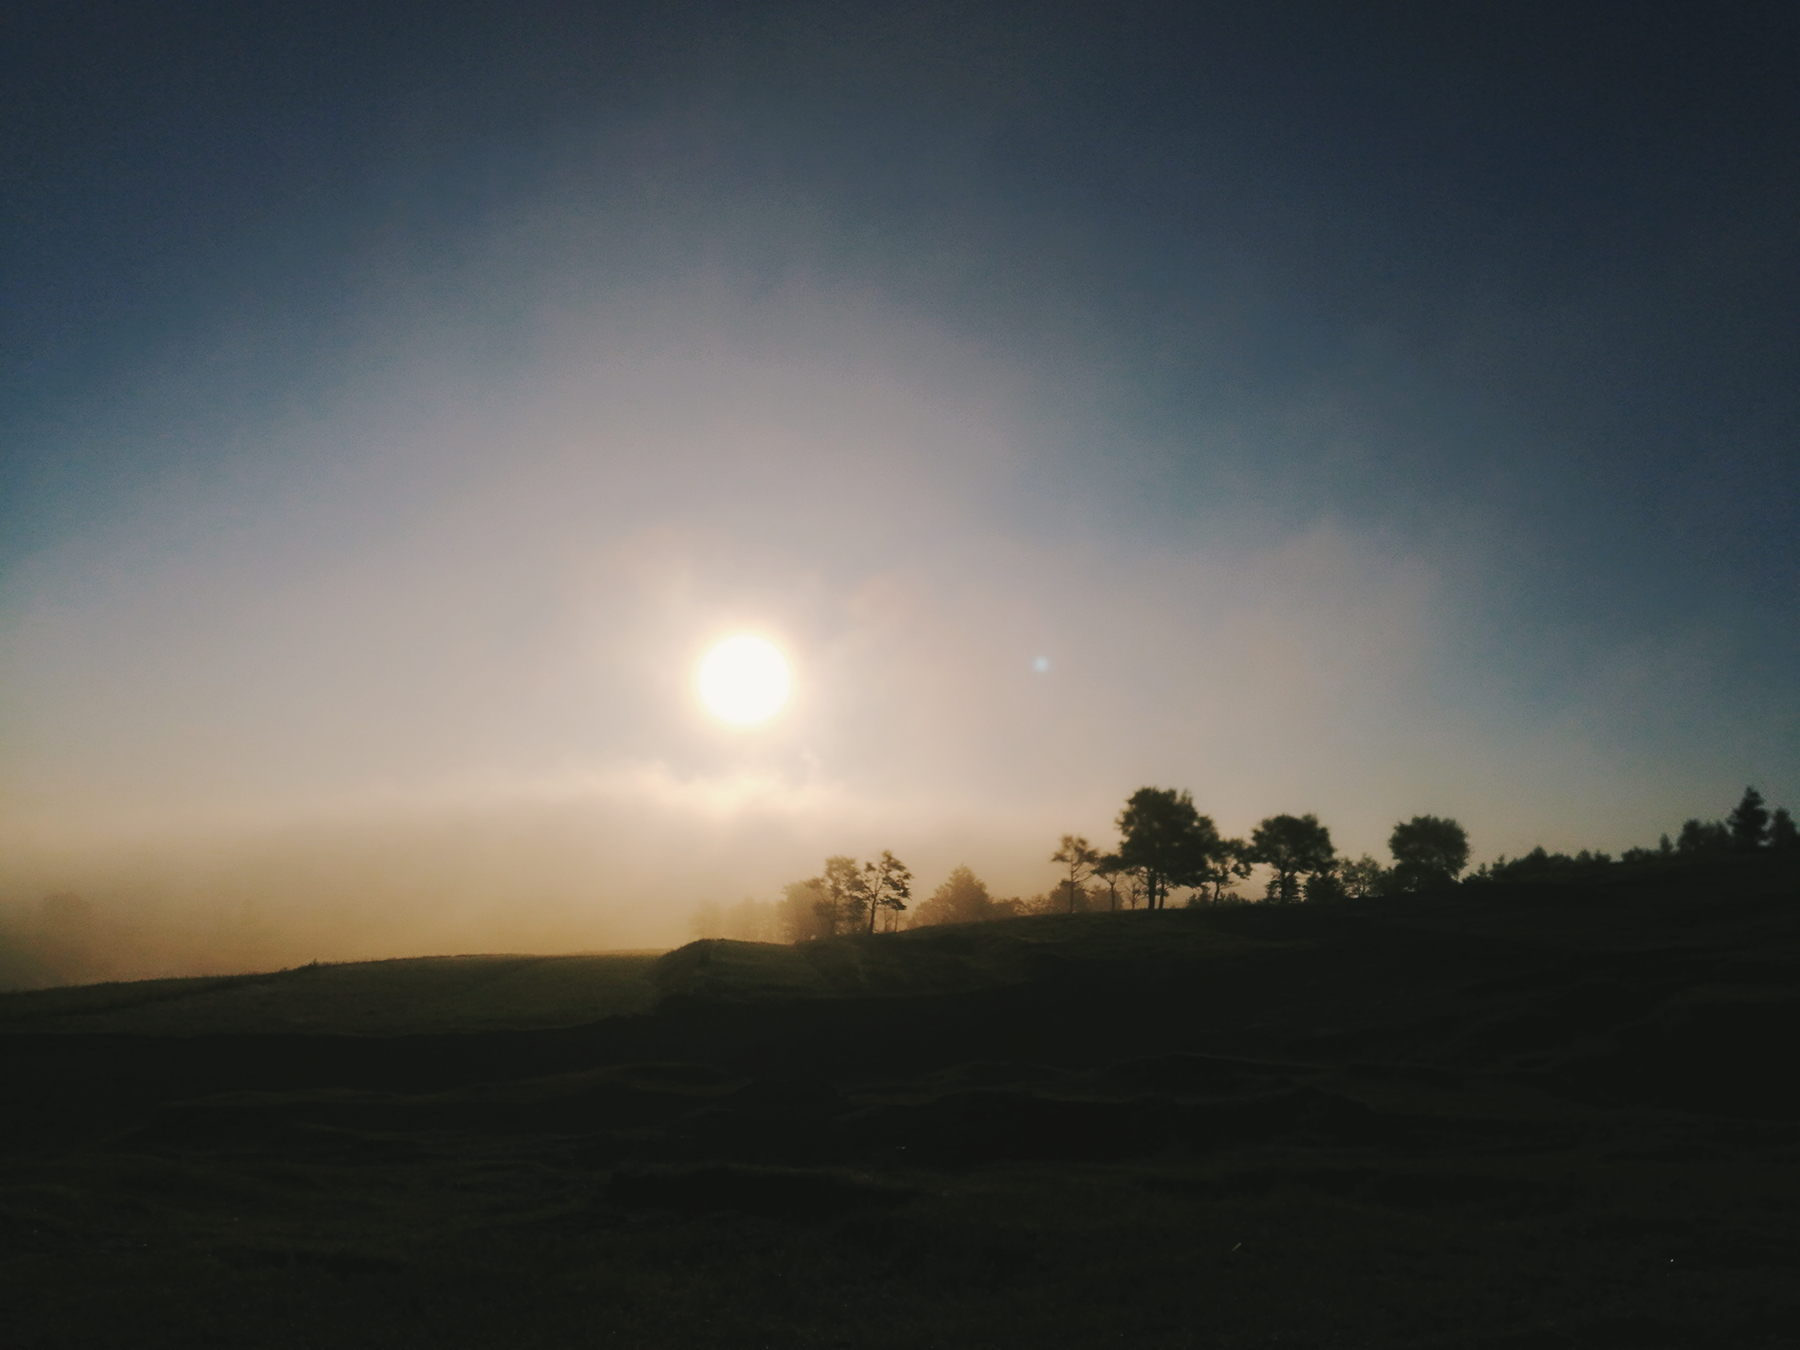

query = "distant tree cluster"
[1467,786,1796,883]
[909,866,1024,927]
[1087,789,1470,909]
[1666,786,1798,857]
[764,852,915,942]
[690,784,1795,947]
[916,793,1475,934]
[1101,788,1238,909]
[1467,846,1618,884]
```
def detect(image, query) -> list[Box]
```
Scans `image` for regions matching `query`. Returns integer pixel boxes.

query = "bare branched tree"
[1050,834,1101,914]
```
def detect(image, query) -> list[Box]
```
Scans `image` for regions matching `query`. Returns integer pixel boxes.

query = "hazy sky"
[3,2,1797,964]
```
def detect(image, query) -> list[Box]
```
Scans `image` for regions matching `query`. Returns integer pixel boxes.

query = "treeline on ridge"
[687,785,1799,944]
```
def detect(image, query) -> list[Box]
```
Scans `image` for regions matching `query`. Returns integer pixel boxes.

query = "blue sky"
[2,2,1795,963]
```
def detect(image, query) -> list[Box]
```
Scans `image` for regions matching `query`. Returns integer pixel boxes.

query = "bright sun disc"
[697,635,791,726]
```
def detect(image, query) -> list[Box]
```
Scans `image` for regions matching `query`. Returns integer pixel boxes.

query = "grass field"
[0,952,663,1036]
[2,856,1797,1348]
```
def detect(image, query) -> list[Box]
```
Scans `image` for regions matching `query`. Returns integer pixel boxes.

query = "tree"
[1339,854,1388,898]
[1388,816,1469,891]
[777,878,832,943]
[1025,883,1103,914]
[1676,819,1731,856]
[1193,837,1252,904]
[1094,854,1145,910]
[1728,786,1771,852]
[1246,813,1336,904]
[1303,866,1346,902]
[1114,787,1228,909]
[910,866,1021,927]
[858,850,913,933]
[1771,806,1799,853]
[1474,847,1614,883]
[1050,835,1102,915]
[817,856,864,936]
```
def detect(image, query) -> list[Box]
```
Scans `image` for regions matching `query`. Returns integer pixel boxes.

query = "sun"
[697,635,791,726]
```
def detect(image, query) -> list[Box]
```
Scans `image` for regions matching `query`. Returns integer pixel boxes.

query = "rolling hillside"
[2,856,1796,1348]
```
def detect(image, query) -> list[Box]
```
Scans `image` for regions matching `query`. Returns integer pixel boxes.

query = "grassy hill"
[2,856,1796,1348]
[0,952,662,1036]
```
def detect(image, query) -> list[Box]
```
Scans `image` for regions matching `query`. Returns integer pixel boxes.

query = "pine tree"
[1727,786,1771,852]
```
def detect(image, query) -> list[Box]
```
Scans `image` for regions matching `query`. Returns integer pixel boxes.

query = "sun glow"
[697,635,791,726]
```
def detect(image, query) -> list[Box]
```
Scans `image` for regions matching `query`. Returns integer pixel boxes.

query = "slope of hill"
[2,857,1796,1349]
[0,952,662,1036]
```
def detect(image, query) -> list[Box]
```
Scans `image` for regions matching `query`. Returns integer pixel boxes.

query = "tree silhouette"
[1193,837,1252,904]
[1114,787,1227,909]
[777,878,831,943]
[858,851,913,933]
[817,856,863,936]
[1339,854,1388,898]
[1247,814,1335,904]
[1728,786,1771,852]
[1771,807,1799,853]
[910,866,1020,927]
[1094,854,1145,910]
[1303,866,1346,903]
[783,853,914,938]
[1474,846,1615,882]
[1676,819,1732,856]
[1388,816,1469,891]
[1050,835,1102,915]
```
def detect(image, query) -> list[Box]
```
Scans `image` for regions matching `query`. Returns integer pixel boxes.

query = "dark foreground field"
[3,861,1798,1349]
